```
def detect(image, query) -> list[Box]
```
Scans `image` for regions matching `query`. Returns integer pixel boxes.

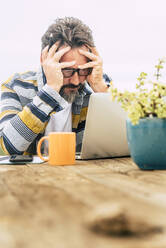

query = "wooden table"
[0,157,166,248]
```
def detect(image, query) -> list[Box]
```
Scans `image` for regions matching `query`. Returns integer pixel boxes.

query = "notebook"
[76,93,130,159]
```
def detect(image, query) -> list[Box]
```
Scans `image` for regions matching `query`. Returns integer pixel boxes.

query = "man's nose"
[70,71,80,85]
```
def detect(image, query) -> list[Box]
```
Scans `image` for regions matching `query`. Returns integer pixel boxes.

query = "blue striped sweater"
[0,68,111,155]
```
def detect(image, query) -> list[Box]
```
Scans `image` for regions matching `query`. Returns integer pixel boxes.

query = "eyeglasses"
[61,68,93,78]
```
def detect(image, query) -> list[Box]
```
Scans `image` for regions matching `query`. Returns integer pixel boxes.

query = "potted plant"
[111,58,166,169]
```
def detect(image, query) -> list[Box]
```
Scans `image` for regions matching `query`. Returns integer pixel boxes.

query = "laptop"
[76,93,130,159]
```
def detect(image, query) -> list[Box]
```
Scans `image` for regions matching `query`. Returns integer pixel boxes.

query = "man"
[0,17,111,155]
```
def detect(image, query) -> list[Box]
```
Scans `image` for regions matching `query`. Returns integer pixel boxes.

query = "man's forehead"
[60,45,89,63]
[59,44,89,51]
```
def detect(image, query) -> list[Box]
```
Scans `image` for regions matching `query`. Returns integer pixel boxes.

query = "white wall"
[1,0,166,90]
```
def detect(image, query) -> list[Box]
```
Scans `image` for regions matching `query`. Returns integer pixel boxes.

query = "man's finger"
[60,60,76,68]
[41,45,49,62]
[54,46,71,61]
[85,45,100,56]
[78,61,98,69]
[48,41,60,57]
[79,49,98,61]
[90,47,100,56]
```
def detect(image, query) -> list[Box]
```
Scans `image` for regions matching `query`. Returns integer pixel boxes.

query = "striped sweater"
[0,68,111,155]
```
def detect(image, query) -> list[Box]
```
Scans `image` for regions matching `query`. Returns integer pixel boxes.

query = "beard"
[60,90,79,103]
[59,83,85,103]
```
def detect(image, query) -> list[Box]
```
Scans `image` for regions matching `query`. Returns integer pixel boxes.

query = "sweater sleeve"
[0,80,68,155]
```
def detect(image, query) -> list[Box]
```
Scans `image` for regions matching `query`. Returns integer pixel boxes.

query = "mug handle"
[37,136,49,162]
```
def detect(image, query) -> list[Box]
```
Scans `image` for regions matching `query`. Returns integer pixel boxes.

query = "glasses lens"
[62,69,74,78]
[79,68,92,76]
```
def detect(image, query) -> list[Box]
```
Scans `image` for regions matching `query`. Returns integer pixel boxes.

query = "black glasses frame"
[61,67,93,78]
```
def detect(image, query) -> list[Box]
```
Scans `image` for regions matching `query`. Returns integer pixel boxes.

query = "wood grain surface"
[0,157,166,248]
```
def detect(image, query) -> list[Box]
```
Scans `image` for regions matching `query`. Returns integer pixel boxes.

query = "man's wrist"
[93,81,110,93]
[47,84,61,93]
[42,84,68,109]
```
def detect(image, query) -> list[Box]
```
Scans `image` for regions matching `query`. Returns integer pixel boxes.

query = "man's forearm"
[0,84,67,155]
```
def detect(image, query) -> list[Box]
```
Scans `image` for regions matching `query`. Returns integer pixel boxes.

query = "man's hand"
[41,42,75,92]
[78,47,108,92]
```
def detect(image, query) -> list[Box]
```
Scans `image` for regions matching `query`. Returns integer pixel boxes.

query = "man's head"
[41,17,94,50]
[41,17,95,103]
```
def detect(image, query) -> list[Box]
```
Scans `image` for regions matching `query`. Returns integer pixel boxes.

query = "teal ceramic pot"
[126,118,166,170]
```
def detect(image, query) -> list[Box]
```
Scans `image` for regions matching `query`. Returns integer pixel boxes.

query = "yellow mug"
[37,132,76,165]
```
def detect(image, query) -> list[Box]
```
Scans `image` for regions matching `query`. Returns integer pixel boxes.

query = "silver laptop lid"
[80,93,130,159]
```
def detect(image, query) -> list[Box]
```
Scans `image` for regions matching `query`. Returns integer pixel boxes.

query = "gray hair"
[41,17,95,50]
